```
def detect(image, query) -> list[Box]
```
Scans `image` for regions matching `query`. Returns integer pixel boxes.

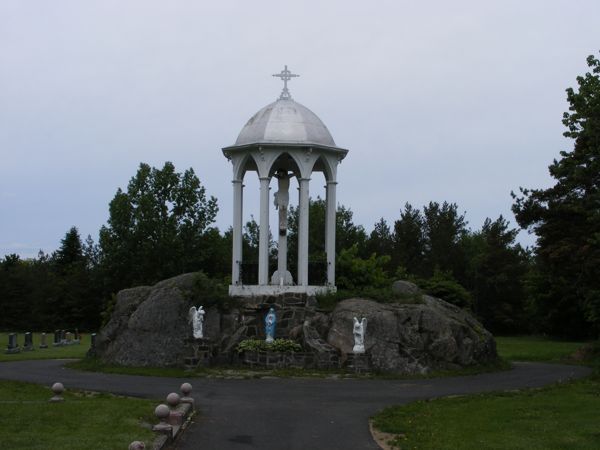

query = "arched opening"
[311,154,334,182]
[267,152,302,286]
[226,144,345,294]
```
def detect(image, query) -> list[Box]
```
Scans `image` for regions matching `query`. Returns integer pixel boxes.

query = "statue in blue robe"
[265,308,277,343]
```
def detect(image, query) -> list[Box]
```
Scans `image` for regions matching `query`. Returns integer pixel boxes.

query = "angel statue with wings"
[352,317,367,353]
[188,306,205,339]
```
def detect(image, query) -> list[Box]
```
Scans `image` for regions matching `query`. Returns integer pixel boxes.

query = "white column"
[297,177,310,286]
[258,177,270,285]
[232,180,243,285]
[325,181,337,286]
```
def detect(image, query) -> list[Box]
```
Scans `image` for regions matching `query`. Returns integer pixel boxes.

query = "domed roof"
[235,98,336,147]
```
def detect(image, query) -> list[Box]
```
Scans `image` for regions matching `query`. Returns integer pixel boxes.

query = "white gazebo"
[223,66,348,297]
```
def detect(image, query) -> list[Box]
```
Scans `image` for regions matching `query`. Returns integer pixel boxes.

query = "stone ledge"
[229,284,335,297]
[240,350,340,370]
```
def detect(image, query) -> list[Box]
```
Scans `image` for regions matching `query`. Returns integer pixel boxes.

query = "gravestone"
[5,333,20,354]
[39,332,48,349]
[66,332,72,345]
[60,330,67,345]
[23,332,34,351]
[73,329,80,344]
[53,330,60,347]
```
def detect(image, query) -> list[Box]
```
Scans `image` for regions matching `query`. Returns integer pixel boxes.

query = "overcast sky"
[1,0,599,258]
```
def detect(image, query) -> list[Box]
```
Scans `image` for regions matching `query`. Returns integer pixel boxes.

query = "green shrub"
[336,244,391,290]
[186,272,235,311]
[236,339,302,353]
[418,271,472,309]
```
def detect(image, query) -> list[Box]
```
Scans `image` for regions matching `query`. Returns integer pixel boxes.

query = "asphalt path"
[0,360,591,450]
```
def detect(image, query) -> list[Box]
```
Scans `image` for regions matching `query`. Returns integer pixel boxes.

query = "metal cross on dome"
[272,65,299,100]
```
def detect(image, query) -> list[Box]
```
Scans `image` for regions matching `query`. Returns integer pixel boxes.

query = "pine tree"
[467,216,530,333]
[391,203,426,276]
[54,226,84,267]
[422,201,468,280]
[512,53,600,337]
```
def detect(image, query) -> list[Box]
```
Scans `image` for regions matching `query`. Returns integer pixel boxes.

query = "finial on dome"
[272,65,299,100]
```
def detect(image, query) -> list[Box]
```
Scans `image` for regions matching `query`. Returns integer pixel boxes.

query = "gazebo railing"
[238,260,328,286]
[308,261,327,285]
[240,261,259,285]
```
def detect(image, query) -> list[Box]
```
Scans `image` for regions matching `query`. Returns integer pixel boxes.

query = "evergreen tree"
[0,254,29,329]
[334,204,368,257]
[52,227,100,329]
[54,226,84,266]
[367,218,393,268]
[467,216,530,333]
[422,201,468,280]
[391,203,426,277]
[512,53,600,337]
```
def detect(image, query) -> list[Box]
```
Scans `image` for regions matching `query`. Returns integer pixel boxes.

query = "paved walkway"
[0,360,591,450]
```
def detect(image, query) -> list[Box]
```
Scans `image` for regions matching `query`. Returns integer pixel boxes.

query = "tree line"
[1,52,598,339]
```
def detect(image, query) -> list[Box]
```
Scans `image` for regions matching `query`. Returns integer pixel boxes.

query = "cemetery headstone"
[73,328,80,344]
[23,332,34,351]
[66,332,72,345]
[53,330,60,347]
[5,333,20,354]
[90,333,97,349]
[60,330,67,345]
[39,332,48,349]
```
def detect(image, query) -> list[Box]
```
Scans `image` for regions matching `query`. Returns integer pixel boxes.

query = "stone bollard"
[40,332,48,349]
[53,330,60,347]
[166,393,183,426]
[180,382,194,409]
[128,441,146,450]
[50,382,65,402]
[23,332,34,351]
[5,333,20,354]
[152,404,173,435]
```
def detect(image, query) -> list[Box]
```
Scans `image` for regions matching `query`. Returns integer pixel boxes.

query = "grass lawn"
[0,332,89,362]
[373,379,600,450]
[0,380,156,450]
[372,336,599,449]
[495,335,585,362]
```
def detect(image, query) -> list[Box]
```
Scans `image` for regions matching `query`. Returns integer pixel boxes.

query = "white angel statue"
[352,317,367,353]
[188,306,205,339]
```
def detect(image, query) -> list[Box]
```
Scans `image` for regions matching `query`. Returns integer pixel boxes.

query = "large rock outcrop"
[94,273,497,373]
[325,297,496,373]
[94,273,199,367]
